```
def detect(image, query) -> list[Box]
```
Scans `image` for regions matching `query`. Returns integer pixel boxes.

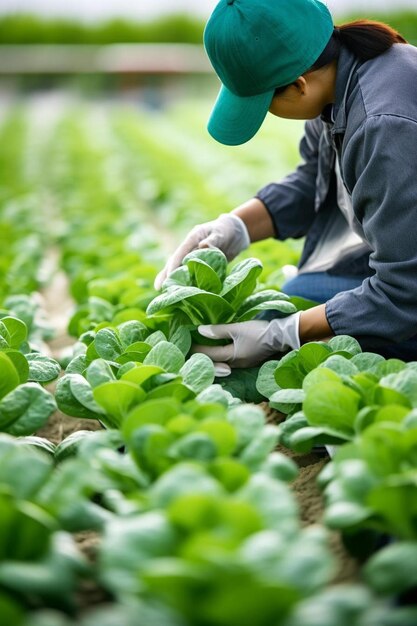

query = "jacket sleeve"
[255,118,321,240]
[326,114,417,341]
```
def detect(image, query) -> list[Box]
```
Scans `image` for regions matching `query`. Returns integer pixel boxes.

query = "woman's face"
[269,65,336,120]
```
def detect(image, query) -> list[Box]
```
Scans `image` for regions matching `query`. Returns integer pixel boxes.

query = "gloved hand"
[154,213,250,290]
[194,314,301,368]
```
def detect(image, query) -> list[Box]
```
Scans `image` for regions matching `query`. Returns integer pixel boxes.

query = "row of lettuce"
[1,104,417,624]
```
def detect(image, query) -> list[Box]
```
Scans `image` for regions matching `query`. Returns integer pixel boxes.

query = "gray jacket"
[257,43,417,342]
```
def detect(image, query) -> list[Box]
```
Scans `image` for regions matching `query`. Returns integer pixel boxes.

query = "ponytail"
[275,19,407,95]
[335,20,407,61]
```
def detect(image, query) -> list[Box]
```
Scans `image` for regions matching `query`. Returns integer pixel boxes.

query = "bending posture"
[156,0,417,368]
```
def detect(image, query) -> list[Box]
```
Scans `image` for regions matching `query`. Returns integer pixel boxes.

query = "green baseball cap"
[204,0,334,145]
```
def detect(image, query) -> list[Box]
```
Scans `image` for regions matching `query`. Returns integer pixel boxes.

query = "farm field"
[1,94,417,626]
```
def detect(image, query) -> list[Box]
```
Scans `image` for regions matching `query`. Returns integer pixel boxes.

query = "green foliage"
[320,421,417,540]
[0,316,59,436]
[0,14,204,45]
[147,248,296,330]
[3,93,417,624]
[98,472,335,626]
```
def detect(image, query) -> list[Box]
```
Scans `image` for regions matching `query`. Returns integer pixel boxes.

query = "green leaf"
[182,248,227,282]
[269,388,305,406]
[169,431,217,461]
[374,359,406,377]
[123,399,181,440]
[0,316,27,348]
[237,289,290,318]
[121,364,164,386]
[162,265,191,289]
[328,335,362,356]
[99,512,177,595]
[256,360,280,399]
[298,342,333,371]
[302,367,340,392]
[227,404,266,449]
[278,412,312,452]
[303,382,361,439]
[117,320,148,348]
[94,328,123,360]
[66,354,89,375]
[27,354,61,384]
[261,452,298,482]
[179,353,215,394]
[209,458,250,492]
[117,341,152,364]
[197,418,237,455]
[374,385,411,408]
[220,258,263,310]
[147,286,234,325]
[274,351,304,389]
[93,381,146,424]
[129,424,174,475]
[184,257,223,293]
[237,299,297,322]
[0,437,52,497]
[380,369,417,407]
[0,320,11,347]
[54,430,96,463]
[219,367,266,404]
[18,436,56,457]
[0,352,20,400]
[144,341,185,374]
[196,384,238,407]
[150,464,222,509]
[374,404,410,424]
[86,359,116,388]
[4,350,29,383]
[324,501,371,529]
[146,382,195,402]
[364,542,417,595]
[321,355,359,377]
[68,374,104,413]
[240,425,280,470]
[238,473,298,533]
[351,352,385,373]
[145,331,167,347]
[169,325,192,357]
[55,375,102,419]
[0,383,57,436]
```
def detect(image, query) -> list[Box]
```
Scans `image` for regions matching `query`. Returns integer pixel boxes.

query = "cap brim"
[207,84,275,146]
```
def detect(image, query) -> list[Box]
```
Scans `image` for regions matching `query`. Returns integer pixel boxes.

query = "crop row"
[1,104,417,624]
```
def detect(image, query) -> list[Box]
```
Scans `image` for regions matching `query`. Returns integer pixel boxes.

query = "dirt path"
[37,249,102,444]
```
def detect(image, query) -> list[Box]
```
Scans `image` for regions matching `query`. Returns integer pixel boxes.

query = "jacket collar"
[327,46,361,134]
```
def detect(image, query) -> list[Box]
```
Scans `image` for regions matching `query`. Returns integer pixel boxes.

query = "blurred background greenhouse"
[1,0,416,267]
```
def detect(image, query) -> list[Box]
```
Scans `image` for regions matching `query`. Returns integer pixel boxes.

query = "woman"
[155,0,417,368]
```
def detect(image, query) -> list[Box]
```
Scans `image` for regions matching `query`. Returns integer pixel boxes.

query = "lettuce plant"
[56,339,218,428]
[0,436,87,609]
[122,401,286,482]
[147,248,297,329]
[318,420,417,540]
[98,470,335,626]
[0,316,59,435]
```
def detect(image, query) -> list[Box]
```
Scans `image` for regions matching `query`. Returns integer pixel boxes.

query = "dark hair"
[334,19,407,61]
[274,19,407,95]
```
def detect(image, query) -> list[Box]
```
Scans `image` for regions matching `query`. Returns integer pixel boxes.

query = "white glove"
[154,213,250,290]
[194,314,301,368]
